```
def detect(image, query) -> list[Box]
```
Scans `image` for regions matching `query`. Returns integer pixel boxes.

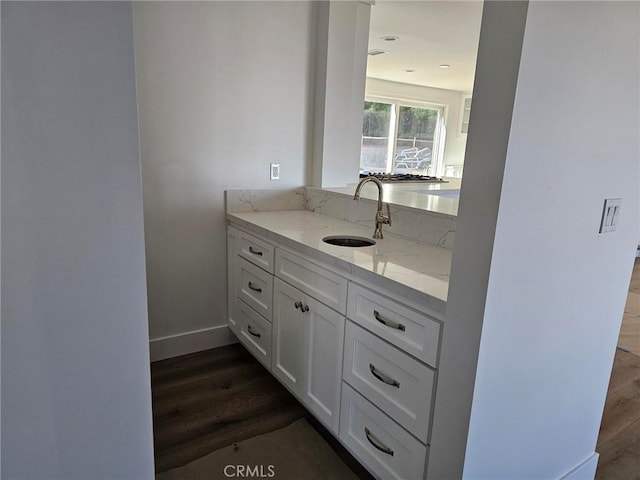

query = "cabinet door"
[227,227,240,335]
[272,277,345,434]
[303,293,345,435]
[272,278,304,396]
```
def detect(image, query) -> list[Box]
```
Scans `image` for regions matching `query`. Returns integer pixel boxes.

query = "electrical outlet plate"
[270,163,280,181]
[599,198,622,233]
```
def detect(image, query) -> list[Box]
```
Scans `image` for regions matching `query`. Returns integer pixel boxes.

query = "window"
[361,101,392,173]
[459,95,472,135]
[360,98,445,176]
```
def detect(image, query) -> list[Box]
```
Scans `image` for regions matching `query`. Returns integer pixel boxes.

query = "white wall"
[133,1,315,357]
[311,1,371,188]
[365,77,469,168]
[431,1,639,478]
[428,2,529,477]
[1,2,154,478]
[464,1,639,477]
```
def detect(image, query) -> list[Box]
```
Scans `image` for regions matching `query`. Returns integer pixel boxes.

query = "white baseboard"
[149,325,237,362]
[560,453,599,480]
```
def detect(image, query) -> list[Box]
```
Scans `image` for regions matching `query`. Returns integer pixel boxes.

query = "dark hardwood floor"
[151,343,373,478]
[153,260,640,479]
[152,344,305,473]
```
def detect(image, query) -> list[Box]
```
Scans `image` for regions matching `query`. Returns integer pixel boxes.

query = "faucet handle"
[377,203,392,226]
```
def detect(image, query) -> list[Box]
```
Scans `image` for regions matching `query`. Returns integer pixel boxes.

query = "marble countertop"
[227,210,452,314]
[323,178,461,217]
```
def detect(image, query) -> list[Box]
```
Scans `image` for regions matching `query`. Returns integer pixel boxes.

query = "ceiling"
[367,0,483,92]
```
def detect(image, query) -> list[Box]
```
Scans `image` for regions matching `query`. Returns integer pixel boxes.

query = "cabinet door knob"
[248,282,262,293]
[364,427,394,456]
[247,325,261,338]
[294,301,309,312]
[373,310,405,331]
[369,363,400,388]
[248,246,263,256]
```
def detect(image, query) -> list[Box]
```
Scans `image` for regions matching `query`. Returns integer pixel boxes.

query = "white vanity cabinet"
[339,283,443,480]
[227,222,444,480]
[227,225,346,435]
[228,227,275,365]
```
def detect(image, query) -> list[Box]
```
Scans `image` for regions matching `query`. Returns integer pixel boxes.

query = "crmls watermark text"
[224,465,276,478]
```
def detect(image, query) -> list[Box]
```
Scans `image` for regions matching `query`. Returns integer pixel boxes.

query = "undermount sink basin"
[322,235,376,248]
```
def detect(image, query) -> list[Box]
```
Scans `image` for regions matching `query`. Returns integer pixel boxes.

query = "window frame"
[363,95,447,176]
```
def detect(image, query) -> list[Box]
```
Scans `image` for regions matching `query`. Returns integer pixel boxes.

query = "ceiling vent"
[368,49,389,56]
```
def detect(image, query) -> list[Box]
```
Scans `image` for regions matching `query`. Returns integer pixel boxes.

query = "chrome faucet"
[353,176,392,239]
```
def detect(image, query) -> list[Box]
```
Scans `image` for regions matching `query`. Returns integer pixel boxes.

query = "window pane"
[360,101,391,172]
[393,106,438,175]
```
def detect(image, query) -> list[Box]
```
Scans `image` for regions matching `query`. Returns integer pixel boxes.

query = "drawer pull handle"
[248,246,263,256]
[248,282,262,293]
[294,301,303,310]
[365,427,394,456]
[247,325,261,338]
[369,364,400,388]
[373,310,406,332]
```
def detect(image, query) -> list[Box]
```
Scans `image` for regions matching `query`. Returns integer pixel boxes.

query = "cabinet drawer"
[237,300,272,370]
[343,321,434,442]
[347,283,441,367]
[340,383,427,480]
[276,250,347,314]
[238,230,275,273]
[238,257,273,321]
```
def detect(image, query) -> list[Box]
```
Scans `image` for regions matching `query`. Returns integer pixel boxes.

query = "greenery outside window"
[360,98,445,176]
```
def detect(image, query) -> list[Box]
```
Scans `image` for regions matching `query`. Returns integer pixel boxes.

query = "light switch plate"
[270,163,280,181]
[599,198,622,233]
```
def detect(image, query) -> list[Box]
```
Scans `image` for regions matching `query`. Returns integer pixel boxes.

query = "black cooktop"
[359,172,447,183]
